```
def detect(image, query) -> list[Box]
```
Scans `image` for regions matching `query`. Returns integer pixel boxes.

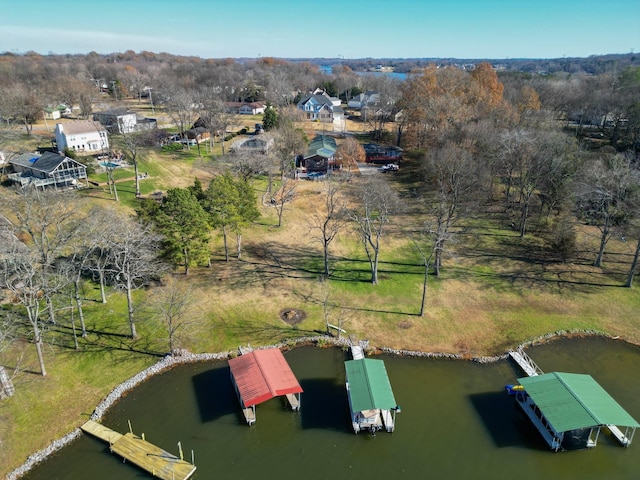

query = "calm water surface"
[23,337,640,480]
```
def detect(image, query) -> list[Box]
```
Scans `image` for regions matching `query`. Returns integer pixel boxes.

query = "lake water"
[21,337,640,480]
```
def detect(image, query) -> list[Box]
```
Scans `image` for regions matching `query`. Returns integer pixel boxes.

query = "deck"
[81,420,196,480]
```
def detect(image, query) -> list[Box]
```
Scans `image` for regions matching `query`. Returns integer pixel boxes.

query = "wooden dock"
[81,420,196,480]
[509,348,543,377]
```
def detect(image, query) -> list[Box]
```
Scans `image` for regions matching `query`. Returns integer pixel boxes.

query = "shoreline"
[6,329,632,480]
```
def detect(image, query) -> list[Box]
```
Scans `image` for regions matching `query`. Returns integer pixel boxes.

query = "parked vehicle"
[379,164,399,173]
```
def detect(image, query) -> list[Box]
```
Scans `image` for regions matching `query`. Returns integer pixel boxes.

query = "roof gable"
[519,372,640,431]
[229,348,303,408]
[10,152,85,174]
[345,358,397,412]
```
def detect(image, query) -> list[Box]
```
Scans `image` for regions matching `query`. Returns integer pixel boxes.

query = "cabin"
[228,348,303,425]
[302,134,338,173]
[514,372,639,451]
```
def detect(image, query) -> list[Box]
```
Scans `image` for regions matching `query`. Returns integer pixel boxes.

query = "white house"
[54,121,109,153]
[238,102,267,115]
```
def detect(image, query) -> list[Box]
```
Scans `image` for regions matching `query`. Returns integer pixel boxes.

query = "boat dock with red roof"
[228,348,303,425]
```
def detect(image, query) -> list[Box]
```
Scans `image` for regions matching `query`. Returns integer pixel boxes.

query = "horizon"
[1,0,638,60]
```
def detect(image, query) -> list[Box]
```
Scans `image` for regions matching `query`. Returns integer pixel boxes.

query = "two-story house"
[54,121,109,153]
[296,91,344,124]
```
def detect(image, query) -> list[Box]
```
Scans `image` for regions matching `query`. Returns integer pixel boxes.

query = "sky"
[1,0,639,60]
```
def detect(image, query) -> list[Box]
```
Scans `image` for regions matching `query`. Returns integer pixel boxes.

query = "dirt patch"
[279,308,307,325]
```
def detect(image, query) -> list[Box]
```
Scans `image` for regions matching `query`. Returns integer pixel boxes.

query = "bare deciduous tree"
[348,177,400,284]
[307,179,346,276]
[107,213,167,338]
[147,277,200,354]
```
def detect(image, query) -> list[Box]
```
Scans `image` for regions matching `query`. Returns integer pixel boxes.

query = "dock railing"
[509,348,544,377]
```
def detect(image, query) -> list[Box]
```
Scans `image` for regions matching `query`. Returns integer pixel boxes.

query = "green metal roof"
[518,372,640,432]
[345,358,397,412]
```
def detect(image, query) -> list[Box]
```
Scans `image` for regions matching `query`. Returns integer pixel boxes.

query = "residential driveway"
[356,163,380,176]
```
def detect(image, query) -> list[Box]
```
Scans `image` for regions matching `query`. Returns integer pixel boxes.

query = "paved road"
[356,162,380,176]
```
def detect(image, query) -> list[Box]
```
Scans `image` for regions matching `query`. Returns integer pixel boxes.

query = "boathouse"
[345,358,399,434]
[228,348,303,425]
[515,372,639,451]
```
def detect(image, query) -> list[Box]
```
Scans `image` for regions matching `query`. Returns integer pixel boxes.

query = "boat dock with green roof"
[512,370,639,451]
[345,345,400,435]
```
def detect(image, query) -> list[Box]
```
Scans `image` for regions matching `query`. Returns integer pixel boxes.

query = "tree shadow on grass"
[223,320,318,345]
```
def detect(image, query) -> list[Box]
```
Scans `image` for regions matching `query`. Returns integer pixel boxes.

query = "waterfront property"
[80,420,196,480]
[345,346,400,435]
[228,348,303,425]
[514,372,639,451]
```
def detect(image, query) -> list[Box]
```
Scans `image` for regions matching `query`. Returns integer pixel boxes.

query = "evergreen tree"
[262,105,278,131]
[157,188,211,274]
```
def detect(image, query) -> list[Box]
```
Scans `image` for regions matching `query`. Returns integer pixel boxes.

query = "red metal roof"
[228,349,303,408]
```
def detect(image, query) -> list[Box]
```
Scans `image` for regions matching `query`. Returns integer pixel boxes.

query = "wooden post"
[128,420,133,434]
[178,441,183,460]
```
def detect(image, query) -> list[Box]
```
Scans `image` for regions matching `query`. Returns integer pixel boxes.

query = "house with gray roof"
[8,151,87,189]
[297,92,344,124]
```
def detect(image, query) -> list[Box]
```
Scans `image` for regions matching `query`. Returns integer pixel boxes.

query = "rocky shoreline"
[5,329,621,479]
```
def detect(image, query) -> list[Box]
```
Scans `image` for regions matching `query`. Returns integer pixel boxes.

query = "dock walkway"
[81,420,196,480]
[509,348,543,377]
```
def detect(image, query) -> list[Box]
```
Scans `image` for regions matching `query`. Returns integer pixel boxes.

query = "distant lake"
[320,65,407,80]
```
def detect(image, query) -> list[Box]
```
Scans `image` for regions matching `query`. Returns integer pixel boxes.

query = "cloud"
[0,25,205,55]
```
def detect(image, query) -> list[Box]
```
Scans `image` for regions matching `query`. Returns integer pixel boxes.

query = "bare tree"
[347,177,400,284]
[0,83,44,135]
[4,187,82,323]
[107,213,167,338]
[625,236,640,288]
[119,129,145,196]
[147,277,200,354]
[0,247,68,377]
[422,143,478,275]
[576,153,640,267]
[307,179,346,276]
[271,175,298,228]
[163,87,198,147]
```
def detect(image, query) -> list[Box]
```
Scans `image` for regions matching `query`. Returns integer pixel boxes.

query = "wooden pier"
[81,420,196,480]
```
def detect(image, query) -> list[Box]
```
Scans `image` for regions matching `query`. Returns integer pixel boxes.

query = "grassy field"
[1,122,640,477]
